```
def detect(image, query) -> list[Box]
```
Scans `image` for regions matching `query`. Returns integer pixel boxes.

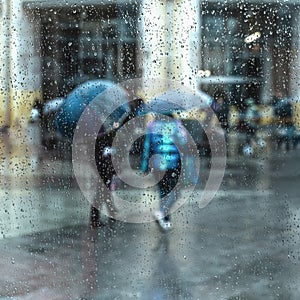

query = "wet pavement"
[0,127,300,300]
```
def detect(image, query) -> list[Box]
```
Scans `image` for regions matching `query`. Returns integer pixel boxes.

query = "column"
[10,0,42,128]
[0,0,42,129]
[0,0,12,126]
[290,7,300,129]
[140,0,169,100]
[170,0,200,91]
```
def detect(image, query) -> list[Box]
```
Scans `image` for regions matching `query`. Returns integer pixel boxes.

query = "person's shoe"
[153,211,173,231]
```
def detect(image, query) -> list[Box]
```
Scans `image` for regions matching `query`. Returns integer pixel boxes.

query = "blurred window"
[200,3,294,106]
[40,5,138,101]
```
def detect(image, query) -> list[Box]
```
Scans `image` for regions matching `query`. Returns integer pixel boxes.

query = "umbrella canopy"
[146,98,184,115]
[55,79,130,139]
[146,88,212,115]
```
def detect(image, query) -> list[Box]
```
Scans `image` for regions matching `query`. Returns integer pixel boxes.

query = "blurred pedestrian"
[91,122,119,227]
[140,112,187,231]
[210,90,229,132]
[272,92,296,151]
[91,98,146,227]
[53,79,131,227]
[242,97,265,155]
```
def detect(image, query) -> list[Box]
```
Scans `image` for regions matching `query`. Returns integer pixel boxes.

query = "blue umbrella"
[55,79,130,139]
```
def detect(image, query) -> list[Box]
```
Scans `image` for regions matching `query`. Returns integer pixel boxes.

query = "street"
[0,128,299,300]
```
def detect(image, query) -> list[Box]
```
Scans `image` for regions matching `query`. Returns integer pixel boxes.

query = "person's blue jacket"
[141,118,187,172]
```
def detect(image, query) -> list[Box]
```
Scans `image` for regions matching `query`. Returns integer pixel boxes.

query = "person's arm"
[140,128,151,173]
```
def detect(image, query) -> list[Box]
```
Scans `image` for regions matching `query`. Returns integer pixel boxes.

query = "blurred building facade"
[0,0,299,128]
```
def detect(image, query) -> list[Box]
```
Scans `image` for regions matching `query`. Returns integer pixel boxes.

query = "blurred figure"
[241,97,265,156]
[210,90,229,132]
[91,98,146,227]
[140,112,187,231]
[210,91,229,152]
[272,92,296,151]
[54,80,131,227]
[91,123,119,227]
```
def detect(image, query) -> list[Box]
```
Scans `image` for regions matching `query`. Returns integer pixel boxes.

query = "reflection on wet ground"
[0,127,300,299]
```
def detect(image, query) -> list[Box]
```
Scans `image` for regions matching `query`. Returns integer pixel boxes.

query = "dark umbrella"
[55,79,130,139]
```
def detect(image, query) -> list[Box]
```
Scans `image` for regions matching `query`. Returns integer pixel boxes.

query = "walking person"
[210,90,229,132]
[241,97,266,155]
[54,79,131,227]
[272,92,296,151]
[91,98,146,227]
[90,122,119,227]
[210,90,230,151]
[140,112,187,231]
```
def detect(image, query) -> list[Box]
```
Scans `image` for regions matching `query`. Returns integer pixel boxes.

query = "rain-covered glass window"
[1,0,300,299]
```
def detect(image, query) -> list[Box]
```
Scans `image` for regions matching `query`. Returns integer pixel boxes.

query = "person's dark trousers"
[90,206,100,227]
[90,132,116,227]
[156,165,181,219]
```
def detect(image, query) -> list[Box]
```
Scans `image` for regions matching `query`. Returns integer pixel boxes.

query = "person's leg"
[91,151,117,227]
[90,182,105,227]
[157,166,181,219]
[105,180,117,221]
[159,182,175,218]
[90,179,117,227]
[90,205,100,227]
